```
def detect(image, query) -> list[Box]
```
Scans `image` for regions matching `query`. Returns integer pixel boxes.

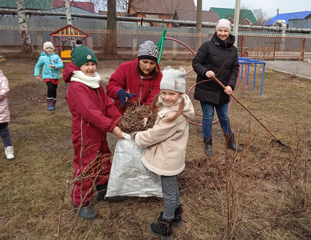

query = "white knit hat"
[160,66,186,93]
[137,40,159,62]
[216,19,232,33]
[43,41,54,51]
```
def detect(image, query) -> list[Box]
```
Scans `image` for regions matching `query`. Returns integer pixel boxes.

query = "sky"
[200,0,310,19]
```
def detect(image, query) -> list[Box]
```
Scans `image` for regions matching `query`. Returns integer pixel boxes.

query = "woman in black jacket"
[192,19,243,157]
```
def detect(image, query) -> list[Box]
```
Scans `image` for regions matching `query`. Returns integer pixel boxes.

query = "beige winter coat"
[135,94,195,176]
[0,69,10,123]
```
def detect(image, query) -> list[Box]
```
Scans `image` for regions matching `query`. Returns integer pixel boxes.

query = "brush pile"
[119,103,156,133]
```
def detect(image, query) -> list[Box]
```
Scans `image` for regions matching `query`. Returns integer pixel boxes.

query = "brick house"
[127,0,218,27]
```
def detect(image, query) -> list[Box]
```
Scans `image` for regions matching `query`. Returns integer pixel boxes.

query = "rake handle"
[213,76,281,142]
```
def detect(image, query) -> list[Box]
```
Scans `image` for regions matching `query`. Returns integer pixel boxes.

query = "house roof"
[175,9,219,22]
[0,0,51,9]
[52,0,95,13]
[130,0,195,15]
[210,7,257,24]
[263,11,311,26]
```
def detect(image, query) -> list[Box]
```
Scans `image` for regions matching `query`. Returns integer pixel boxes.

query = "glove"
[117,89,137,107]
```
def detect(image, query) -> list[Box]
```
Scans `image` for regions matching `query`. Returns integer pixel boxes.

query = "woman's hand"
[205,70,215,79]
[35,76,43,82]
[49,65,56,68]
[112,126,124,139]
[224,86,233,95]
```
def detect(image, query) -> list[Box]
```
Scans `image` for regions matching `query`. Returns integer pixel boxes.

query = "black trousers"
[46,81,58,99]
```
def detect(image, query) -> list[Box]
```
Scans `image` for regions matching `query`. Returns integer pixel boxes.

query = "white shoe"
[5,146,15,160]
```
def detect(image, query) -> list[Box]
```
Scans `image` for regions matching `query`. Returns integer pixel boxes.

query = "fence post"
[132,33,137,58]
[172,39,177,58]
[301,38,306,61]
[241,35,245,57]
[36,31,43,52]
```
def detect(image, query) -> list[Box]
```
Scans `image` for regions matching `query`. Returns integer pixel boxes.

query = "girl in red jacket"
[106,40,162,112]
[65,46,124,221]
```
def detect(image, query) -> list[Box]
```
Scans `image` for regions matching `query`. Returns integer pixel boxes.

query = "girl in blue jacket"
[34,41,63,111]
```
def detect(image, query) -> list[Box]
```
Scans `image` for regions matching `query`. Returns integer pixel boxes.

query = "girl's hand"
[35,76,43,82]
[130,131,138,139]
[205,70,215,79]
[224,86,233,95]
[0,95,6,101]
[112,126,124,139]
[49,65,56,68]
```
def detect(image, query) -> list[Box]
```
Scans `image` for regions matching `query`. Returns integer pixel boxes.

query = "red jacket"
[66,81,122,164]
[106,59,162,111]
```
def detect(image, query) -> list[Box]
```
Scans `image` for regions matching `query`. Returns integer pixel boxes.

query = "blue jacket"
[34,52,63,80]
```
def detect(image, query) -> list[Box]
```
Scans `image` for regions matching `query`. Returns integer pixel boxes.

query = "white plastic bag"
[106,133,163,198]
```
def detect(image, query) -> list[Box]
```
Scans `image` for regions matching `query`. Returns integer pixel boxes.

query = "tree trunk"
[65,0,73,25]
[104,0,117,55]
[17,0,34,54]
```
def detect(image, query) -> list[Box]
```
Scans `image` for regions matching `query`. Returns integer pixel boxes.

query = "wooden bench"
[61,50,72,63]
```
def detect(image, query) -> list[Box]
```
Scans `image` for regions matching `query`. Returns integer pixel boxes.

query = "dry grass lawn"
[0,57,310,240]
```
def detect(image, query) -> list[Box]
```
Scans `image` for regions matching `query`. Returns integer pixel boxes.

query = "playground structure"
[157,30,266,126]
[49,25,89,63]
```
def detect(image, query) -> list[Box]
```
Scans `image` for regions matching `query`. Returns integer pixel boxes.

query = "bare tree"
[17,0,33,54]
[253,9,269,26]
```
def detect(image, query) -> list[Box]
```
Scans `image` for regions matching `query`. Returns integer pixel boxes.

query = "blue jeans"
[200,102,232,138]
[0,122,12,147]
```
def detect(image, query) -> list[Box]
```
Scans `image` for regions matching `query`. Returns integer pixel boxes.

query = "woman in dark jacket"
[192,19,243,157]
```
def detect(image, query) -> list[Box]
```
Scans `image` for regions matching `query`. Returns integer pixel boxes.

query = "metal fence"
[239,35,311,60]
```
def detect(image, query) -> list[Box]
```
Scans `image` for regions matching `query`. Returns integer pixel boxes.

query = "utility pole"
[276,8,279,15]
[232,0,240,47]
[196,0,202,49]
[65,0,72,25]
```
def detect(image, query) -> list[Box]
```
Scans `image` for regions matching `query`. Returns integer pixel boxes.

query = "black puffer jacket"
[192,32,239,105]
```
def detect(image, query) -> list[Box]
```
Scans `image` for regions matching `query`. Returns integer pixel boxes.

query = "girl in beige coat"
[132,66,195,240]
[0,69,14,160]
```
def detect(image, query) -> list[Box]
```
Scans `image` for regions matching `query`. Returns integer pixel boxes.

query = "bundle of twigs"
[119,103,156,133]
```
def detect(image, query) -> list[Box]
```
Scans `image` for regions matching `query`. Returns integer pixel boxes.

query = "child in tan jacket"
[131,66,195,240]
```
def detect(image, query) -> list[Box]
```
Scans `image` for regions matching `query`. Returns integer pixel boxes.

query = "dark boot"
[158,204,183,228]
[172,204,183,227]
[151,215,173,240]
[226,133,243,152]
[96,183,124,202]
[47,98,54,111]
[73,201,97,221]
[204,137,214,157]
